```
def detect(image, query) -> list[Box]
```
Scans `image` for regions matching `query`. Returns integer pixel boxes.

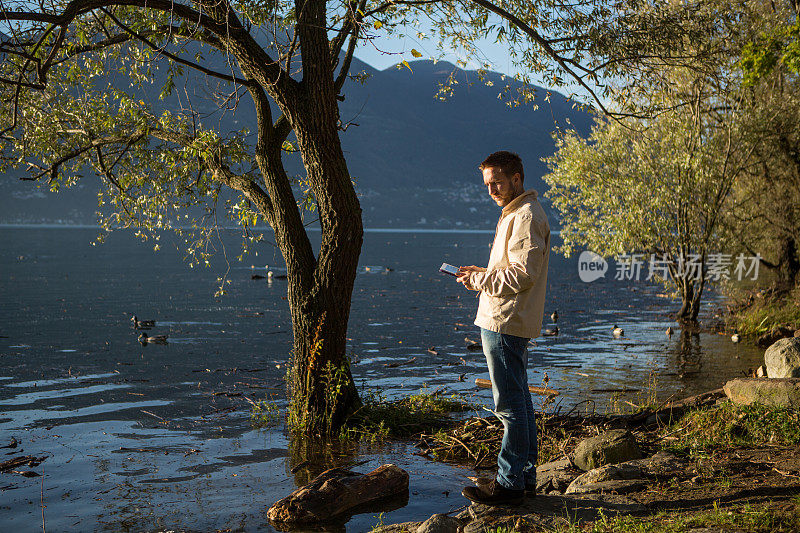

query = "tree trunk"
[276,102,363,436]
[675,278,699,325]
[280,0,364,434]
[241,85,362,436]
[777,235,800,288]
[688,276,704,323]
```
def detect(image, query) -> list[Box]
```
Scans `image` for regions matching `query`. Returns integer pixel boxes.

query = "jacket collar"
[501,189,538,216]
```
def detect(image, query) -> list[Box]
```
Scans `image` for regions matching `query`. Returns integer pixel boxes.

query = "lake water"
[0,227,763,531]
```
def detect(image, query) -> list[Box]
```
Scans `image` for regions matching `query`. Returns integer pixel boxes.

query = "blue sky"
[353,30,520,75]
[351,29,596,107]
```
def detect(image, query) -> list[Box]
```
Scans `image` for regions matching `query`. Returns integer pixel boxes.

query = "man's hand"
[457,265,486,290]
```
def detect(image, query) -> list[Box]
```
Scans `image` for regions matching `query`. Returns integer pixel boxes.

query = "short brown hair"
[479,151,524,183]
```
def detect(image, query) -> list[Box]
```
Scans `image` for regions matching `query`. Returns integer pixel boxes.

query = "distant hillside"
[0,56,592,228]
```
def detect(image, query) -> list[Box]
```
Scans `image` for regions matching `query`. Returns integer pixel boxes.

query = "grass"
[660,400,800,455]
[251,395,283,428]
[724,283,800,337]
[251,389,474,441]
[339,389,475,443]
[605,369,661,416]
[564,502,800,532]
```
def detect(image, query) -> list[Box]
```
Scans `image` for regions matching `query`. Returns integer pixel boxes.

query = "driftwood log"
[267,463,409,525]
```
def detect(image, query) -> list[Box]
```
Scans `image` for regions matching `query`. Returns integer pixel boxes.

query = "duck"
[666,326,674,337]
[131,315,155,329]
[731,331,740,343]
[139,332,168,345]
[543,326,559,336]
[551,310,559,323]
[613,325,624,337]
[267,271,287,280]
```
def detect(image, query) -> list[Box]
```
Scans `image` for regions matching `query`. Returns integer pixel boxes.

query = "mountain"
[0,55,592,228]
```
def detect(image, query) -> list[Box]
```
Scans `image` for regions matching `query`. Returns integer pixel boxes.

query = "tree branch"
[20,131,146,182]
[99,8,253,86]
[0,0,293,92]
[466,0,611,115]
[334,11,363,93]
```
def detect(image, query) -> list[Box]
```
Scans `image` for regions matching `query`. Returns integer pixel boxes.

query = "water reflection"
[671,328,704,380]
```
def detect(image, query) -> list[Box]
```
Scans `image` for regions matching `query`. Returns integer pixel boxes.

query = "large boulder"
[572,430,642,472]
[764,337,800,378]
[723,378,800,408]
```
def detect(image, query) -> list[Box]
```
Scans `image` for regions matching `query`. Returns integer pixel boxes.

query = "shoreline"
[361,386,800,533]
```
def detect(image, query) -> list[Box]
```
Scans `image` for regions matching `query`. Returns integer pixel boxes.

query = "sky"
[350,27,595,107]
[352,30,521,76]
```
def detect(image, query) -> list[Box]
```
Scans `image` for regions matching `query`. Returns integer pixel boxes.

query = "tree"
[0,0,732,433]
[726,3,800,289]
[723,73,800,289]
[543,74,755,324]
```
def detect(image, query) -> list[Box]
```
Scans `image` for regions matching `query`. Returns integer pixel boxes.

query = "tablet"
[439,263,460,276]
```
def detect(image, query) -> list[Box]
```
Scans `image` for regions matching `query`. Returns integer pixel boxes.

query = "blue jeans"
[480,328,537,491]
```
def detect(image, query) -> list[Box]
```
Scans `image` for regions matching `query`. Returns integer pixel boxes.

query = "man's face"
[482,166,522,207]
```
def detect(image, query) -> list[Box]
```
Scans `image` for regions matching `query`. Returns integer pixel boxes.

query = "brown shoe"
[462,479,524,506]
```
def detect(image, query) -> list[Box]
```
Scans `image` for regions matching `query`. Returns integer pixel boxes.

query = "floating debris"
[384,357,417,368]
[475,378,559,396]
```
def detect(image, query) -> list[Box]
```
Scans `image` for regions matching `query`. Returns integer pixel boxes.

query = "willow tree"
[0,0,724,433]
[543,75,756,324]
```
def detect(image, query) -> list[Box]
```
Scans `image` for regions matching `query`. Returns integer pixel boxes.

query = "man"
[457,150,550,506]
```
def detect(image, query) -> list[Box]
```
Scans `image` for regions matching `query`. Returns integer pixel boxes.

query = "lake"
[0,227,763,531]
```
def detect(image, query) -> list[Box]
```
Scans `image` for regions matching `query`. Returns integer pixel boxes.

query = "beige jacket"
[467,189,550,339]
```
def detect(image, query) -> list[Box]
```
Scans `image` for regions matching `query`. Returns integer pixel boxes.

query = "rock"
[565,463,644,494]
[795,329,800,338]
[723,378,800,408]
[535,457,578,493]
[573,430,642,471]
[415,514,461,533]
[757,326,796,348]
[764,337,800,378]
[756,365,767,378]
[565,479,647,495]
[267,464,409,525]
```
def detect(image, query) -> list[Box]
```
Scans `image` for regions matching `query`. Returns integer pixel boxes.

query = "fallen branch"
[475,378,559,396]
